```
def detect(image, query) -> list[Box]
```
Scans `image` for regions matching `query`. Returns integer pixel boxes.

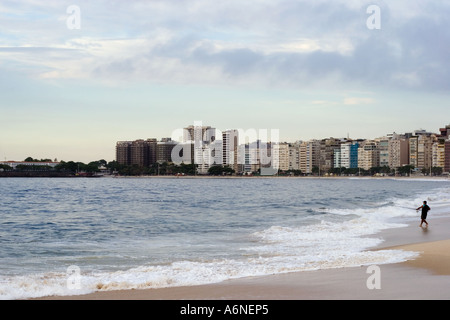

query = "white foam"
[0,246,419,300]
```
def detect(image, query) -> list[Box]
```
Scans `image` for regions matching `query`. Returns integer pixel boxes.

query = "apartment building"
[238,140,270,174]
[438,125,450,173]
[288,142,301,171]
[333,147,342,169]
[156,138,177,163]
[409,131,436,170]
[320,138,340,173]
[377,137,389,167]
[388,134,409,168]
[299,140,320,174]
[116,141,132,165]
[222,129,239,173]
[115,123,450,175]
[358,140,380,170]
[183,124,218,174]
[115,138,157,166]
[432,141,445,169]
[445,140,450,173]
[340,141,359,169]
[274,142,290,171]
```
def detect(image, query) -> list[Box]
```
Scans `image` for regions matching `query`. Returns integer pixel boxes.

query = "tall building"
[388,134,409,169]
[445,140,450,174]
[222,129,239,173]
[147,138,157,165]
[377,137,389,167]
[439,125,450,138]
[274,142,290,171]
[130,140,147,167]
[358,140,379,170]
[299,140,320,174]
[116,141,132,165]
[333,147,342,168]
[238,140,259,174]
[439,125,450,173]
[238,143,252,174]
[156,138,177,163]
[116,139,157,167]
[432,141,445,169]
[319,138,340,173]
[183,125,215,144]
[340,141,359,169]
[183,124,218,174]
[409,131,436,170]
[288,142,301,171]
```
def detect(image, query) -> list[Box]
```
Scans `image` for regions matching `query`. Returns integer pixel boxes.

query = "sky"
[1,0,449,163]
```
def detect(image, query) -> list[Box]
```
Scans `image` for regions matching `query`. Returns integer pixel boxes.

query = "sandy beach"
[35,215,450,300]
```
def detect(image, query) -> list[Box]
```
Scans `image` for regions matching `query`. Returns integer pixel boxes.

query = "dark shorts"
[421,213,427,219]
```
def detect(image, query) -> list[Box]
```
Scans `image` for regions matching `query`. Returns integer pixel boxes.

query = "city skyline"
[2,121,447,163]
[112,122,449,175]
[2,122,449,175]
[1,1,450,163]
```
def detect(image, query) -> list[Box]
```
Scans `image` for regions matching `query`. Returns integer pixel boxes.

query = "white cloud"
[343,97,375,105]
[1,0,450,91]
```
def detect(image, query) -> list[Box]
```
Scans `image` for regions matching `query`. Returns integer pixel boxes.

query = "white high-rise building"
[222,129,239,173]
[182,123,219,174]
[273,143,289,171]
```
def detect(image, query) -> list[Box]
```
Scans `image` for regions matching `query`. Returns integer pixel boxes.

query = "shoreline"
[2,173,449,180]
[108,174,450,180]
[34,215,450,300]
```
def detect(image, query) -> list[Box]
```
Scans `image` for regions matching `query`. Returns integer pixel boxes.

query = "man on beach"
[416,201,430,227]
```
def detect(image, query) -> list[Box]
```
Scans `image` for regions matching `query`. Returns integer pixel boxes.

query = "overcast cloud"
[1,1,449,161]
[1,0,449,91]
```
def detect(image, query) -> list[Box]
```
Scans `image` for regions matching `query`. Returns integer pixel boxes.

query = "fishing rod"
[397,206,419,211]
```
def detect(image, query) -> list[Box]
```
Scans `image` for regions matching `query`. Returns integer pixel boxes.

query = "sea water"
[1,177,450,299]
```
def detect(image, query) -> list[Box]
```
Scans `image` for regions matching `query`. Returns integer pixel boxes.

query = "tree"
[328,167,342,176]
[86,161,101,173]
[208,165,224,175]
[0,164,12,170]
[106,160,125,173]
[431,167,443,176]
[312,166,320,175]
[397,165,415,176]
[208,165,234,176]
[287,169,302,176]
[55,161,78,173]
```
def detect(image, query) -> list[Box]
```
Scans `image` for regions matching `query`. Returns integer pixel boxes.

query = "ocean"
[1,176,450,299]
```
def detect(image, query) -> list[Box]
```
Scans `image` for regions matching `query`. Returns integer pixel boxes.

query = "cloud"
[1,1,449,92]
[343,97,375,105]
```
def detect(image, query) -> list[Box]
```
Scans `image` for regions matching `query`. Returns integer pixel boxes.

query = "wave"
[0,208,420,300]
[2,184,449,300]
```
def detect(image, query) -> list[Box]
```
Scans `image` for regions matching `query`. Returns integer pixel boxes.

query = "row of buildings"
[116,124,450,175]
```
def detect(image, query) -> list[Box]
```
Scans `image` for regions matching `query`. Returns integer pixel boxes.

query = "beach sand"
[35,216,450,300]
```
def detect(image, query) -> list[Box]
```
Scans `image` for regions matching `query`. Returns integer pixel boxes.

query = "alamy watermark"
[366,5,381,30]
[67,265,81,290]
[170,121,280,175]
[64,4,379,31]
[366,265,381,290]
[66,5,81,30]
